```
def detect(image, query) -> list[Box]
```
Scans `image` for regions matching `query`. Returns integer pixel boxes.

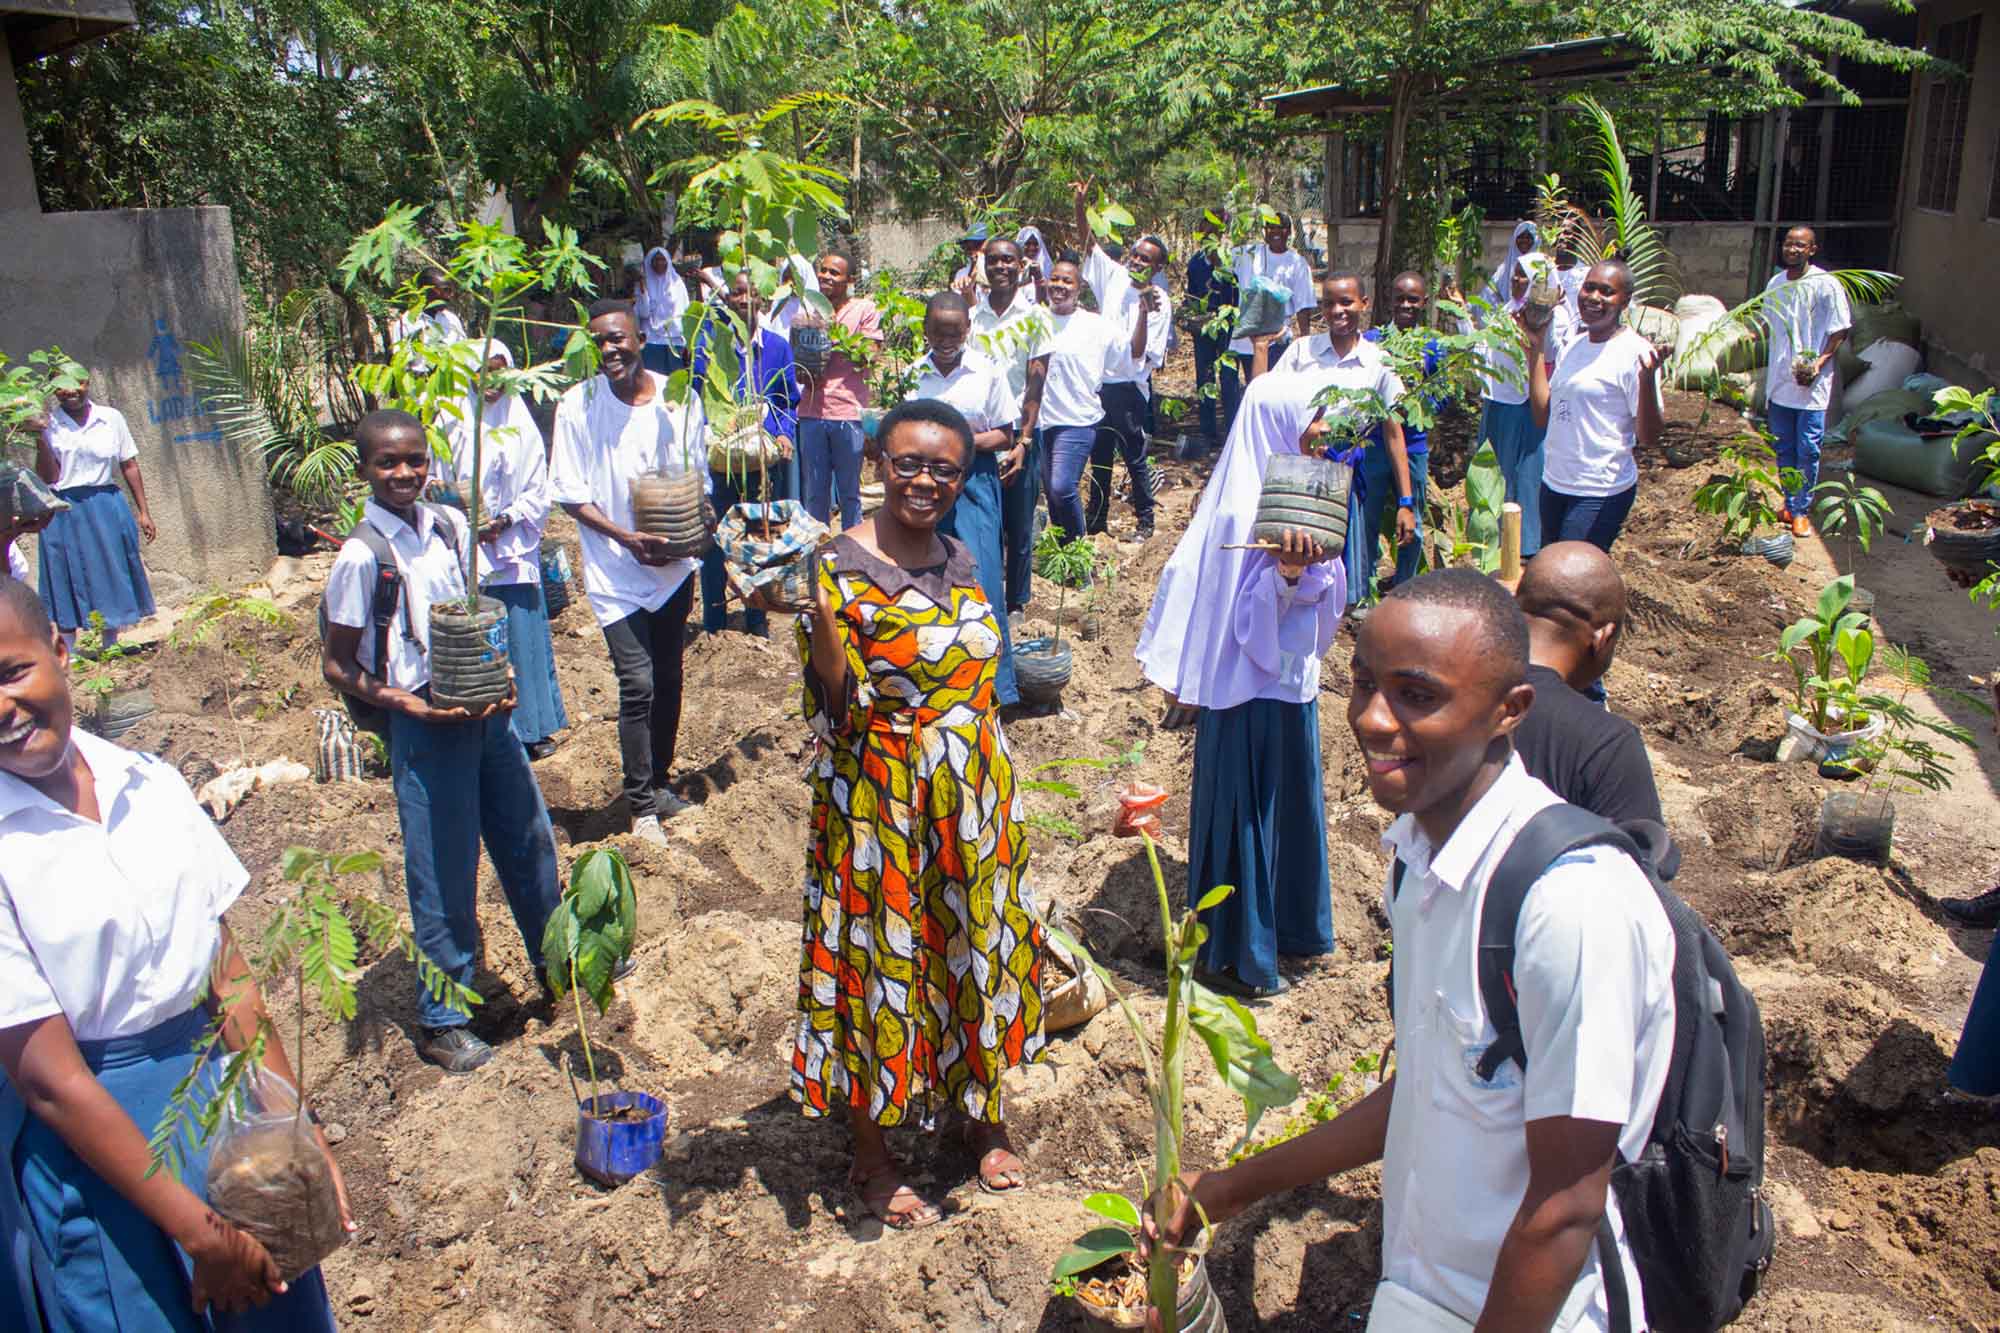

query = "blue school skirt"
[37,484,155,631]
[489,580,568,745]
[0,1007,338,1333]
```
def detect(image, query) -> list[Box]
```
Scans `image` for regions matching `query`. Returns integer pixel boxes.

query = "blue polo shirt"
[1365,326,1441,456]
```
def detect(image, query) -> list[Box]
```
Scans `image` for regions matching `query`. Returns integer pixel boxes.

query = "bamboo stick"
[1500,503,1523,581]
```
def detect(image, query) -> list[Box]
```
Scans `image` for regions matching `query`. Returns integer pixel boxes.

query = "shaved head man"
[1512,545,1675,867]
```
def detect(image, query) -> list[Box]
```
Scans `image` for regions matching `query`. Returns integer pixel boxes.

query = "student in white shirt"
[950,223,989,287]
[33,371,155,649]
[1031,258,1141,540]
[1155,569,1673,1333]
[549,300,704,845]
[919,292,1022,708]
[1013,225,1053,304]
[1469,252,1576,561]
[634,246,691,375]
[388,267,469,361]
[1528,260,1664,553]
[322,410,563,1074]
[1226,213,1317,423]
[0,578,348,1333]
[1761,227,1853,536]
[969,236,1052,615]
[440,341,568,759]
[2,509,48,585]
[1072,183,1169,541]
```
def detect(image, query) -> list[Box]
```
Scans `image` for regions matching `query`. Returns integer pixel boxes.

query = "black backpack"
[318,507,462,736]
[1390,804,1773,1333]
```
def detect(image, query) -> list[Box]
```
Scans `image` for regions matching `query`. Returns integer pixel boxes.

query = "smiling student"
[1152,569,1673,1332]
[323,410,563,1074]
[0,576,344,1332]
[1033,256,1149,540]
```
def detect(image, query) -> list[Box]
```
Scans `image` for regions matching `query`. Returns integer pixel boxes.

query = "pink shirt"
[800,298,882,421]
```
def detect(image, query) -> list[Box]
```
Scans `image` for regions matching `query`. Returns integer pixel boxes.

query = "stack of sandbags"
[1836,301,1922,409]
[1670,293,1766,389]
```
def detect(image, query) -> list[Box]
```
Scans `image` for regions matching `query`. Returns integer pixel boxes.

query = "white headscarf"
[1135,368,1340,709]
[638,246,689,347]
[1483,220,1541,310]
[446,338,551,574]
[1015,226,1053,282]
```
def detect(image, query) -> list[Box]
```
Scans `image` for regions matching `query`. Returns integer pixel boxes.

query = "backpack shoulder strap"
[421,502,465,560]
[347,520,405,677]
[1473,803,1642,1081]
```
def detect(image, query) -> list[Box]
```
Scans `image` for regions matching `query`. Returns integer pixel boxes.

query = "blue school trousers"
[938,451,1019,706]
[388,703,562,1029]
[1344,447,1429,606]
[1190,697,1333,992]
[488,581,567,745]
[1001,436,1039,612]
[799,418,865,530]
[1768,403,1825,516]
[1540,483,1638,553]
[1037,424,1097,541]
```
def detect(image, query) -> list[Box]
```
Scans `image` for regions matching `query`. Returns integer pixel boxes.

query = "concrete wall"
[1317,219,1760,304]
[0,52,274,603]
[1896,0,2000,391]
[858,214,958,278]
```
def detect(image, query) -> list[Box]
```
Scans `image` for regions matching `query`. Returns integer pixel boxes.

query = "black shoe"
[1942,887,2000,929]
[418,1025,494,1073]
[526,738,560,761]
[1194,967,1290,1002]
[1135,523,1155,541]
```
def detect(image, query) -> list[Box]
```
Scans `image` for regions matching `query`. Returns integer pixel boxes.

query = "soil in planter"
[586,1101,649,1125]
[206,1122,347,1283]
[1074,1253,1216,1329]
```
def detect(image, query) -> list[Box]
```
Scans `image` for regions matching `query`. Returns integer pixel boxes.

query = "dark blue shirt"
[691,325,800,441]
[1186,251,1238,342]
[1364,326,1442,456]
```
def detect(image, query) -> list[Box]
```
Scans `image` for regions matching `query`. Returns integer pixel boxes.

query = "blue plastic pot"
[574,1091,669,1186]
[861,409,882,441]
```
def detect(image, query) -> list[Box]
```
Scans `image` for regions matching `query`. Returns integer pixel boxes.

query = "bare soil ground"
[92,375,2000,1332]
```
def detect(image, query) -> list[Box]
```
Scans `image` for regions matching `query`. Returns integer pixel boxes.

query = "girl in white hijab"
[443,338,568,757]
[1465,251,1572,560]
[1481,220,1540,312]
[1014,226,1052,303]
[635,246,690,374]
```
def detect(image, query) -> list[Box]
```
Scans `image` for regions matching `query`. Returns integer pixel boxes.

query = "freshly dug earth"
[91,380,2000,1330]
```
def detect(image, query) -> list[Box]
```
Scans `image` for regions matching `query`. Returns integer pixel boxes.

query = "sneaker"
[1791,513,1813,539]
[654,788,694,818]
[1135,522,1155,542]
[418,1025,494,1074]
[631,814,668,846]
[1942,886,2000,929]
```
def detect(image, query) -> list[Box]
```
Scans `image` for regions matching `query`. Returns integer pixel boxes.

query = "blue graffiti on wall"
[145,319,222,444]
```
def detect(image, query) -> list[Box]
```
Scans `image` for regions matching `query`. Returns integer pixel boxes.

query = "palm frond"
[1569,93,1680,306]
[1670,269,1901,384]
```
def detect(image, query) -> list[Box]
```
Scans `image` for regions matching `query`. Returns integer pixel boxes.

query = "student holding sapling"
[1149,570,1674,1332]
[0,577,344,1331]
[779,399,1044,1230]
[323,410,563,1074]
[1762,227,1852,539]
[1035,257,1154,541]
[550,301,704,845]
[968,235,1051,617]
[1527,259,1664,553]
[441,342,568,759]
[796,248,881,530]
[1467,252,1575,562]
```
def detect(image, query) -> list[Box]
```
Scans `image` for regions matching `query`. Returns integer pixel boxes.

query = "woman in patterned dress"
[783,397,1045,1230]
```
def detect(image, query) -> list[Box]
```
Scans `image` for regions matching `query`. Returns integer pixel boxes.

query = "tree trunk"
[1373,72,1416,311]
[520,139,590,236]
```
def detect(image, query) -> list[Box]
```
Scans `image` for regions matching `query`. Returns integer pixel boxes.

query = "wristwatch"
[1397,495,1415,509]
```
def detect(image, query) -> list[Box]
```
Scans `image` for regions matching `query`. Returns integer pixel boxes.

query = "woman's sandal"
[968,1124,1027,1194]
[849,1161,942,1230]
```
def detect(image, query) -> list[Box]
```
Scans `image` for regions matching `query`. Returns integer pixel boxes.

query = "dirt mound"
[1749,964,1956,1119]
[1713,859,1953,989]
[1692,764,1826,872]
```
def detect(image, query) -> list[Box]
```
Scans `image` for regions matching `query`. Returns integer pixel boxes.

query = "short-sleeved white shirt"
[1229,244,1317,355]
[1379,756,1674,1331]
[1542,328,1652,497]
[1762,266,1854,412]
[324,499,472,690]
[1080,245,1173,391]
[1272,335,1406,430]
[1030,309,1124,429]
[970,287,1051,406]
[1476,304,1576,408]
[912,352,1017,435]
[7,542,28,582]
[0,730,250,1041]
[43,403,138,489]
[547,373,699,627]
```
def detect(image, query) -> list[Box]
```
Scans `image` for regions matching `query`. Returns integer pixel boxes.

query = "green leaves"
[543,847,639,1015]
[1051,1226,1137,1280]
[1188,979,1301,1145]
[1085,198,1136,242]
[1083,1191,1143,1229]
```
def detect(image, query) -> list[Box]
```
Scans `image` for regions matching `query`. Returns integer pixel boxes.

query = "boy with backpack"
[1151,569,1770,1333]
[321,409,562,1074]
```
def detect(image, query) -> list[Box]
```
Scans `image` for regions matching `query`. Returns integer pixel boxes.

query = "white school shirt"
[8,542,30,582]
[1763,265,1853,413]
[43,403,137,489]
[1229,244,1317,356]
[443,397,552,587]
[547,372,699,627]
[0,729,250,1041]
[1542,328,1652,498]
[1472,303,1576,408]
[911,352,1017,435]
[324,499,473,690]
[970,286,1051,406]
[1030,309,1125,429]
[1379,756,1674,1332]
[1272,335,1407,426]
[1080,245,1172,391]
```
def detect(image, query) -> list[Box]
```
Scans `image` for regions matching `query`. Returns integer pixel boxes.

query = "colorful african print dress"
[791,533,1045,1128]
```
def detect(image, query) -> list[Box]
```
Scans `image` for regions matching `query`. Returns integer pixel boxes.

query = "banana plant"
[1048,817,1298,1332]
